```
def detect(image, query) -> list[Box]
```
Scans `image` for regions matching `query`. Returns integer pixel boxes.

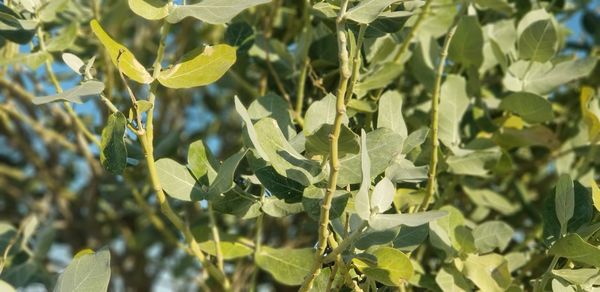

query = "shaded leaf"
[369,211,448,230]
[473,221,513,253]
[555,174,575,233]
[439,75,469,148]
[255,246,314,286]
[100,112,127,175]
[449,16,484,68]
[499,92,553,123]
[345,0,401,24]
[461,253,511,292]
[33,81,104,105]
[549,234,600,267]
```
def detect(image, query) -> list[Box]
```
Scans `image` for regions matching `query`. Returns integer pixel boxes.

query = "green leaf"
[393,224,429,252]
[446,150,501,177]
[448,16,484,68]
[32,81,104,105]
[54,248,111,292]
[255,246,315,286]
[439,75,470,148]
[234,96,270,161]
[167,0,270,24]
[377,90,407,137]
[356,227,401,250]
[211,189,261,219]
[0,280,15,292]
[463,186,518,215]
[473,221,513,253]
[46,22,78,52]
[338,128,403,186]
[370,177,395,214]
[155,158,202,201]
[355,129,371,220]
[592,179,600,213]
[188,140,219,182]
[192,226,253,260]
[158,44,236,89]
[553,269,600,285]
[429,206,466,258]
[402,127,429,154]
[461,253,511,292]
[100,112,128,175]
[385,157,428,183]
[248,93,295,140]
[555,174,575,234]
[225,22,255,53]
[354,63,403,97]
[206,150,247,198]
[475,0,513,15]
[549,234,600,267]
[542,180,594,245]
[345,0,401,24]
[90,19,153,84]
[369,211,448,230]
[503,58,598,95]
[0,51,50,70]
[128,0,169,20]
[0,4,37,44]
[347,99,377,113]
[302,186,349,221]
[304,93,349,136]
[435,265,472,292]
[305,124,359,156]
[253,118,323,186]
[353,247,413,286]
[517,9,557,62]
[250,156,304,202]
[499,92,553,123]
[38,0,68,22]
[580,87,600,142]
[262,197,304,217]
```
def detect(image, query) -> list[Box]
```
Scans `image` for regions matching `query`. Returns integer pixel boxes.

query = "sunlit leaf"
[90,19,153,84]
[167,0,270,24]
[32,81,104,105]
[580,86,600,142]
[157,44,236,89]
[549,234,600,267]
[54,248,111,292]
[128,0,169,20]
[155,158,202,201]
[353,247,413,286]
[255,246,314,286]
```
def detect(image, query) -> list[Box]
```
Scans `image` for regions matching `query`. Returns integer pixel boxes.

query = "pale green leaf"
[248,93,295,139]
[188,140,219,182]
[0,280,15,292]
[262,197,304,217]
[345,0,401,24]
[377,90,407,137]
[255,246,315,286]
[62,53,85,74]
[555,174,574,233]
[369,210,448,230]
[370,177,395,214]
[167,0,270,24]
[355,129,371,220]
[158,44,236,89]
[302,187,349,221]
[100,112,127,175]
[46,22,78,52]
[353,247,413,286]
[90,20,153,84]
[435,266,472,292]
[304,93,349,135]
[461,253,511,292]
[206,150,247,198]
[155,158,202,201]
[549,234,600,267]
[473,221,513,253]
[53,248,111,292]
[439,75,469,148]
[128,0,169,20]
[32,81,104,105]
[448,16,484,68]
[305,124,359,156]
[234,96,270,161]
[499,92,553,123]
[463,186,518,215]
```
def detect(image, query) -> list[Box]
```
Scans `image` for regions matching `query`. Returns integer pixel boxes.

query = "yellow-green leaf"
[157,44,236,89]
[592,180,600,213]
[128,0,170,20]
[580,86,600,142]
[353,247,413,286]
[90,19,153,84]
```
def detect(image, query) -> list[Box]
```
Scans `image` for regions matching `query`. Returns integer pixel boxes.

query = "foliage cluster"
[1,0,600,291]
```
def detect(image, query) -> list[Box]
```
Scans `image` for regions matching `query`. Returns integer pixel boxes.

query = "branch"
[299,0,351,290]
[418,8,463,212]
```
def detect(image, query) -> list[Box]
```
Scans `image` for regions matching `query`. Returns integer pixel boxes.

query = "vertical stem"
[344,23,366,101]
[208,202,224,272]
[299,1,351,290]
[392,0,433,64]
[418,11,461,212]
